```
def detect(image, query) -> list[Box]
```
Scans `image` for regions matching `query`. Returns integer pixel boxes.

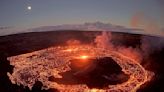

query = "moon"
[27,6,32,10]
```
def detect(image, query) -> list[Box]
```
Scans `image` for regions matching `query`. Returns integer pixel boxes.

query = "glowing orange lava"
[79,55,89,60]
[7,45,154,92]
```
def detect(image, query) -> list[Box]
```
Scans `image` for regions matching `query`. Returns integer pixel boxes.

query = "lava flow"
[7,45,154,92]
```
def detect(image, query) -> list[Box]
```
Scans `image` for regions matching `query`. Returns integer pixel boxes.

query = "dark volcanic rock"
[0,31,163,91]
[52,57,129,89]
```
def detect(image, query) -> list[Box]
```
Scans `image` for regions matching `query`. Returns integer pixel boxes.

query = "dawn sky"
[0,0,163,30]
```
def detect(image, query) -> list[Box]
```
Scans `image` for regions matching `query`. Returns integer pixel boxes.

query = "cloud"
[1,22,163,37]
[0,26,12,30]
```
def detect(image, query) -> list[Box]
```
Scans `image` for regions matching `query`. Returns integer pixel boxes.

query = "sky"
[0,0,163,30]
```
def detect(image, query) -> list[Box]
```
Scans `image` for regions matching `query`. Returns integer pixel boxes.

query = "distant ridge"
[0,22,164,37]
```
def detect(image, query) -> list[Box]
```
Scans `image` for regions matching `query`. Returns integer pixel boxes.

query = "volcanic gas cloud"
[7,31,154,92]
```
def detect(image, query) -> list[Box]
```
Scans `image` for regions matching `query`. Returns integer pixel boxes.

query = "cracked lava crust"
[7,45,154,92]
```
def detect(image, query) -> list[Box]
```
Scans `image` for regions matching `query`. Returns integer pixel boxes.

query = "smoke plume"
[94,31,164,63]
[66,39,81,46]
[94,31,143,62]
[130,12,164,36]
[94,31,113,49]
[141,36,164,57]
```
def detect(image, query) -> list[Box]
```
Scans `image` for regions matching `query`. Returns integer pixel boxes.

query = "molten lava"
[80,55,89,60]
[7,45,154,92]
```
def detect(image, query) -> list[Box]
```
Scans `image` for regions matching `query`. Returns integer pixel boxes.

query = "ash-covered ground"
[0,31,164,92]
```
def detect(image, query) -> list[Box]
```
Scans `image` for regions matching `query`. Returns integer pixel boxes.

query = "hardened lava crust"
[7,45,154,92]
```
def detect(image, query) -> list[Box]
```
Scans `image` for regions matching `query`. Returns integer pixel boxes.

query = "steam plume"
[94,31,142,62]
[94,31,113,49]
[141,36,164,57]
